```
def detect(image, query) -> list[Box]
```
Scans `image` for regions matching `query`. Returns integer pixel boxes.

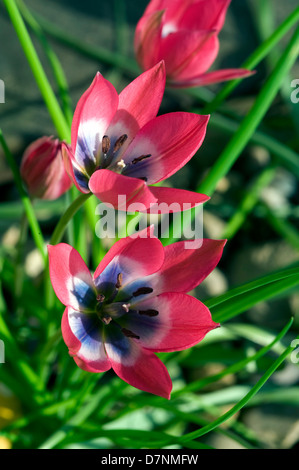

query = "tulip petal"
[122,112,210,184]
[119,292,219,352]
[146,186,209,212]
[168,34,219,83]
[104,323,172,398]
[93,226,156,279]
[48,244,96,312]
[71,72,119,171]
[62,307,111,373]
[106,62,166,160]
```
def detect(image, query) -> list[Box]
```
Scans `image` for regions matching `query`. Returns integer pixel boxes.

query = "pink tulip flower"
[62,62,210,212]
[20,136,72,200]
[48,228,226,398]
[135,0,253,87]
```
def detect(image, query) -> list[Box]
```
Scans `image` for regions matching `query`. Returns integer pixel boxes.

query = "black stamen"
[139,176,148,182]
[102,135,111,155]
[139,309,159,317]
[132,154,151,165]
[115,273,123,289]
[113,134,128,153]
[132,287,153,297]
[122,328,140,339]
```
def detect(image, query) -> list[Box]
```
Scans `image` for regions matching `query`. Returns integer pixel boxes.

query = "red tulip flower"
[62,62,210,212]
[20,136,72,200]
[48,228,225,398]
[135,0,253,88]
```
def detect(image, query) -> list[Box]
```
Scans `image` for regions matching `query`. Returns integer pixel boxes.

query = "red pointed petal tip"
[20,136,72,200]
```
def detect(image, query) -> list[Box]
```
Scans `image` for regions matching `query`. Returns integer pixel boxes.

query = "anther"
[132,154,151,165]
[139,309,159,317]
[132,287,153,297]
[115,273,123,289]
[113,134,128,153]
[102,135,111,155]
[121,328,140,339]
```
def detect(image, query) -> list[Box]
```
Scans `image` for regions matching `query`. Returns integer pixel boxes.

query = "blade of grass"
[3,0,70,142]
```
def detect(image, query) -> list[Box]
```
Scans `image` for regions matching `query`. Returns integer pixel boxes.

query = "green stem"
[3,0,70,141]
[0,130,47,264]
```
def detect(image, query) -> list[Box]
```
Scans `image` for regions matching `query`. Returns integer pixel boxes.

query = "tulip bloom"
[135,0,253,88]
[48,229,226,398]
[62,62,210,212]
[20,136,72,200]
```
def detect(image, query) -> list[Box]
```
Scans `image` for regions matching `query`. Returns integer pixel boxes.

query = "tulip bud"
[135,0,253,88]
[20,136,72,200]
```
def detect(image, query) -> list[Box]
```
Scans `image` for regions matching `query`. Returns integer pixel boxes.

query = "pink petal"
[94,235,165,291]
[106,62,166,159]
[175,68,255,88]
[145,239,226,295]
[62,307,111,373]
[157,30,217,79]
[135,11,164,71]
[122,292,219,352]
[105,328,172,398]
[48,244,96,312]
[71,72,119,169]
[168,34,220,83]
[89,169,158,210]
[93,226,156,280]
[177,0,231,32]
[61,143,90,194]
[122,112,210,184]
